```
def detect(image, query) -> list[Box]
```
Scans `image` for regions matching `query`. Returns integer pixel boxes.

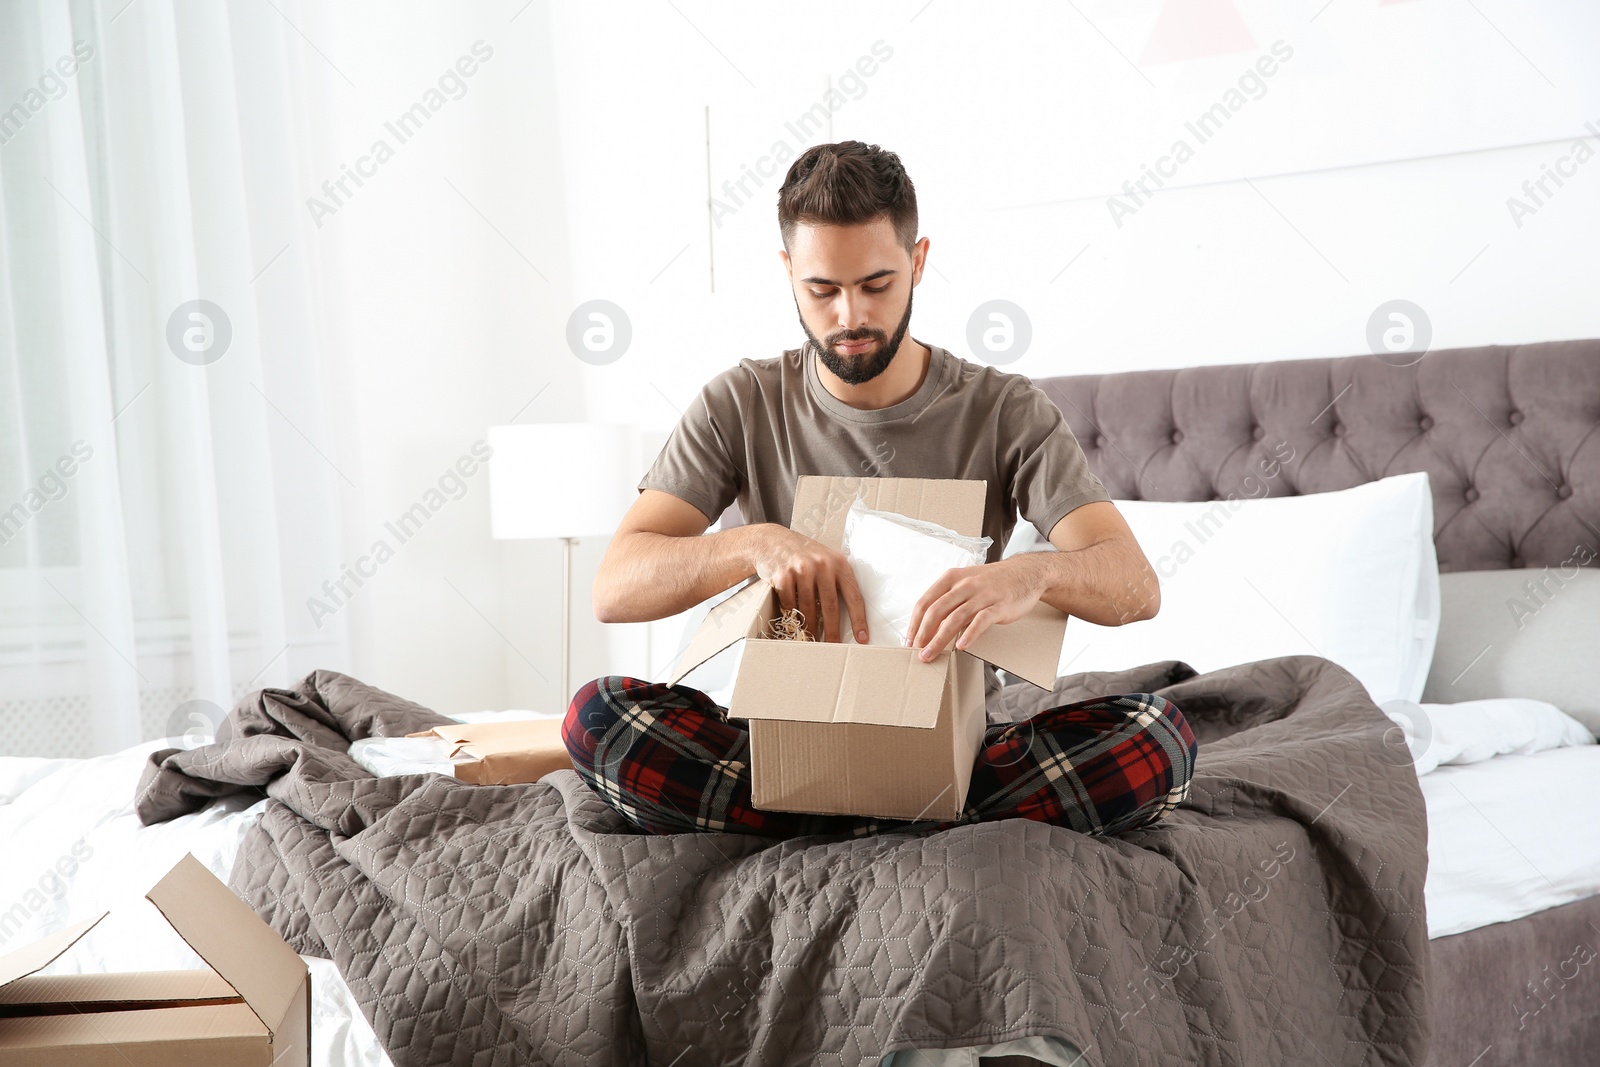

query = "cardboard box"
[407,718,574,784]
[0,853,309,1066]
[670,476,1069,821]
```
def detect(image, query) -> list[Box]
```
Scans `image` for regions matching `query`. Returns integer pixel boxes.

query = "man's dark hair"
[777,141,918,258]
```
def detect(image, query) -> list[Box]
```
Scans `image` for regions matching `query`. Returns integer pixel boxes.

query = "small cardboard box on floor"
[670,476,1069,821]
[0,854,309,1067]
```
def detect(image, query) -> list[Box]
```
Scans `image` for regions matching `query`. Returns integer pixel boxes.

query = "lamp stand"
[561,536,575,706]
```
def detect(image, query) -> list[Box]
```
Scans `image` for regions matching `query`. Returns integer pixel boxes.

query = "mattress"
[1,734,1593,1066]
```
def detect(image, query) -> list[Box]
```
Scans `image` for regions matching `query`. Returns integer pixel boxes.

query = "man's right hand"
[749,524,869,643]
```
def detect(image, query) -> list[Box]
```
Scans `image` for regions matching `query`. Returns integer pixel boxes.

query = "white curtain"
[0,0,347,757]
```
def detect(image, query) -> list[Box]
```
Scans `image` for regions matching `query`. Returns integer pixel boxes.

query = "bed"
[1033,337,1600,1067]
[2,339,1596,1066]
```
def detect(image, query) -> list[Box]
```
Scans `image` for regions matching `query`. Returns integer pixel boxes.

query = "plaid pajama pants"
[563,675,1198,839]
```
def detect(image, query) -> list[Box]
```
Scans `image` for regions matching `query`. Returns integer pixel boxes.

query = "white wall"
[297,3,579,714]
[307,1,1600,714]
[543,1,1600,395]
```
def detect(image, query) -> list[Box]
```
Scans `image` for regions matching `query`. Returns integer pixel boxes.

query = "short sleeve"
[1005,383,1110,541]
[638,373,743,525]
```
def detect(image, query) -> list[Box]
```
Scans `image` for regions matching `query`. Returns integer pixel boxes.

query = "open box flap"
[963,601,1070,689]
[412,718,564,756]
[792,475,1068,688]
[0,969,242,1009]
[790,476,986,548]
[667,579,775,684]
[730,641,950,727]
[0,915,106,991]
[144,853,306,1039]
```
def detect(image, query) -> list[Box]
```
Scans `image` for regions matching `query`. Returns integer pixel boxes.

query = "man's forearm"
[592,526,764,623]
[1002,537,1160,626]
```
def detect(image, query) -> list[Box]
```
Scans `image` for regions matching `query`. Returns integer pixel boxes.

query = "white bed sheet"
[4,736,1598,1065]
[1419,742,1600,938]
[0,741,392,1067]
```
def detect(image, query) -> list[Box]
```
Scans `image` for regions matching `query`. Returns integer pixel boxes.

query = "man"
[564,141,1196,839]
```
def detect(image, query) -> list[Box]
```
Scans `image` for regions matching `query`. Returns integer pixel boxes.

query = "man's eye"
[809,284,890,297]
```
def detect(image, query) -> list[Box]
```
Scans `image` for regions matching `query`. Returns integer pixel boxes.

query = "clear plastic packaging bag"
[348,735,470,777]
[842,497,992,646]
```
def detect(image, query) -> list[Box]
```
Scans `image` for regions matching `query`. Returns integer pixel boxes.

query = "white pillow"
[1381,697,1596,776]
[1055,472,1440,704]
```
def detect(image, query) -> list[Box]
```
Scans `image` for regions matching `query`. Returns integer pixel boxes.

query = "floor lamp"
[488,424,638,705]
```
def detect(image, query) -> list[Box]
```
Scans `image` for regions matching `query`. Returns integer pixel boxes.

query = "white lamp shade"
[488,423,642,539]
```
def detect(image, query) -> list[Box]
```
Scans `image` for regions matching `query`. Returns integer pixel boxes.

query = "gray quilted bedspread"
[134,656,1431,1067]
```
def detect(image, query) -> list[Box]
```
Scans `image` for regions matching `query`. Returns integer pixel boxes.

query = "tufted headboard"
[1032,340,1600,573]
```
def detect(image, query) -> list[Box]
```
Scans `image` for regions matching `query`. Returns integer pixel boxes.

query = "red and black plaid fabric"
[563,675,1197,839]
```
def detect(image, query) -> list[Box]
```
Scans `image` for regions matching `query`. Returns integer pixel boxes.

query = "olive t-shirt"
[640,339,1111,713]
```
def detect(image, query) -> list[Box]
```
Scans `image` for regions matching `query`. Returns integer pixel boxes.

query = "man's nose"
[835,293,868,330]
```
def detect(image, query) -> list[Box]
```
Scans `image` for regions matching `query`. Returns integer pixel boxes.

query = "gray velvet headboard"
[1032,339,1600,573]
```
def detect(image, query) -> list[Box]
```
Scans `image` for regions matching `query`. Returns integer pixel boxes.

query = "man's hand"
[750,524,870,643]
[906,556,1045,662]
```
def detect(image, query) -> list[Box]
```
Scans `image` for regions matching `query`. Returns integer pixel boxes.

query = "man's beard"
[801,287,914,386]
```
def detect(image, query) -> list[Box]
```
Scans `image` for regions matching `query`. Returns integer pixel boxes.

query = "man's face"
[781,217,927,386]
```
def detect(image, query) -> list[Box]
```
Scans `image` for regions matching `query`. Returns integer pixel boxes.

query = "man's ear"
[911,236,929,286]
[778,248,790,277]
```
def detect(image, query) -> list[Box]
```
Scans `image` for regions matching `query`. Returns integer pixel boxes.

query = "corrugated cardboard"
[0,853,309,1067]
[670,476,1070,821]
[406,718,574,784]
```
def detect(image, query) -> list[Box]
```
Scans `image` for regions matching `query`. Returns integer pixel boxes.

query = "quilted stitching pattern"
[141,661,1430,1066]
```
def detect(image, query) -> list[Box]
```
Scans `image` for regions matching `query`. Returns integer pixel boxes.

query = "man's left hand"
[906,556,1044,662]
